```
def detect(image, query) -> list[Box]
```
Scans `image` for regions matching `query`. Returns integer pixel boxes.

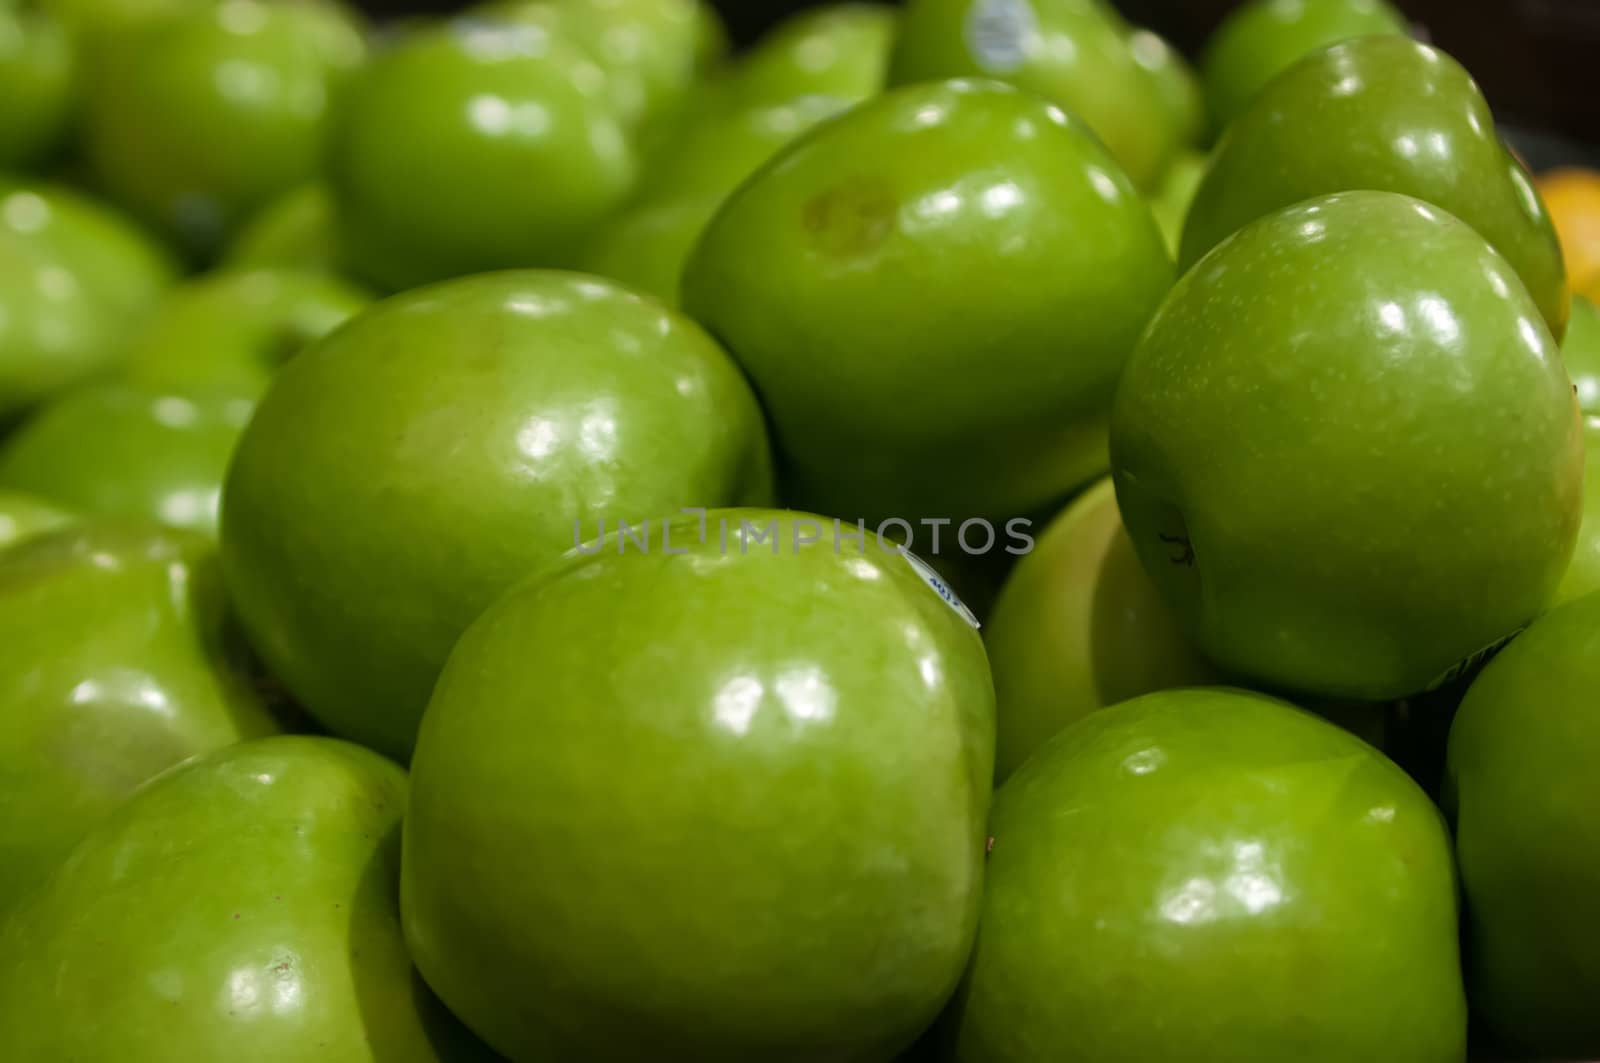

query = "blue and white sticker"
[904,550,981,630]
[965,0,1036,74]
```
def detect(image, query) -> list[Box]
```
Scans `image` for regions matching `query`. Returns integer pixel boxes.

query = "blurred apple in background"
[404,510,993,1061]
[0,4,76,172]
[223,182,339,272]
[684,79,1172,533]
[710,1,895,106]
[0,490,76,553]
[1113,192,1581,701]
[947,687,1465,1062]
[1446,592,1600,1060]
[577,196,719,306]
[1199,0,1407,134]
[221,271,773,760]
[0,522,278,911]
[81,0,367,260]
[0,382,252,535]
[1149,147,1206,255]
[984,477,1215,783]
[119,267,371,397]
[0,736,495,1060]
[1184,36,1570,339]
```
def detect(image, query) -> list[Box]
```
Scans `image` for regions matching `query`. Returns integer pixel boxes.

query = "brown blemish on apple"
[802,179,898,260]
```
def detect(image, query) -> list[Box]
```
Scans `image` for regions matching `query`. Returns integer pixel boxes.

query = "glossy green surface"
[0,382,252,535]
[1149,147,1206,256]
[404,509,993,1061]
[684,79,1172,527]
[1556,300,1600,603]
[121,267,371,397]
[0,522,277,911]
[330,18,636,291]
[1564,295,1600,418]
[1184,36,1571,339]
[224,182,339,271]
[222,271,774,760]
[0,231,117,422]
[949,687,1465,1061]
[0,7,75,170]
[723,2,896,106]
[0,736,493,1060]
[1446,593,1600,1058]
[889,0,1182,189]
[0,490,76,552]
[82,0,366,258]
[1128,25,1205,150]
[1200,0,1406,133]
[1113,192,1583,700]
[985,478,1215,783]
[576,196,718,306]
[0,179,178,324]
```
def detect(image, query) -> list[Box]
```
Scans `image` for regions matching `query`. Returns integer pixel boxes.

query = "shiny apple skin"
[223,182,340,272]
[948,687,1466,1062]
[329,17,636,291]
[985,478,1216,782]
[403,509,993,1061]
[1556,297,1600,603]
[221,270,774,761]
[0,489,77,553]
[576,196,719,307]
[683,78,1172,529]
[1113,191,1582,701]
[1183,36,1570,340]
[0,521,278,911]
[0,382,253,535]
[0,735,496,1061]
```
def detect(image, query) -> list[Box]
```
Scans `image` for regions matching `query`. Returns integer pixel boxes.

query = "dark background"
[356,0,1600,163]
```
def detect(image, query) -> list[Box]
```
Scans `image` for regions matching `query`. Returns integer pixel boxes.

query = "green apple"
[404,509,993,1060]
[1183,36,1570,339]
[948,687,1465,1061]
[719,3,897,106]
[1149,147,1206,256]
[38,0,213,35]
[0,231,119,423]
[635,92,855,208]
[0,521,277,910]
[0,382,253,535]
[223,182,339,272]
[0,6,75,171]
[1128,26,1205,150]
[222,270,773,760]
[1556,298,1600,603]
[82,0,366,259]
[1445,592,1600,1058]
[121,267,371,397]
[0,178,178,324]
[0,735,493,1060]
[985,478,1216,782]
[0,489,76,552]
[330,17,636,292]
[889,0,1183,189]
[1200,0,1406,133]
[1112,191,1583,701]
[576,196,718,306]
[683,78,1172,528]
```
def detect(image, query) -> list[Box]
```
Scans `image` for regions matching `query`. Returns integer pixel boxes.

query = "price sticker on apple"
[902,549,981,630]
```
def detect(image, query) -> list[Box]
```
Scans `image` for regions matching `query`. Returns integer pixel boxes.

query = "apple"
[1112,191,1583,701]
[0,232,120,423]
[0,178,178,324]
[1149,147,1206,256]
[1183,36,1571,340]
[1128,25,1205,150]
[1199,0,1406,134]
[38,0,212,35]
[0,735,495,1060]
[718,2,897,107]
[984,478,1216,782]
[577,196,719,306]
[223,182,339,272]
[0,382,253,535]
[1445,592,1600,1058]
[81,0,366,259]
[120,267,371,397]
[1555,296,1600,603]
[634,92,855,208]
[0,490,76,552]
[329,17,636,292]
[0,521,278,911]
[888,0,1183,189]
[0,5,75,171]
[683,79,1172,528]
[222,270,774,760]
[947,687,1465,1061]
[403,509,993,1060]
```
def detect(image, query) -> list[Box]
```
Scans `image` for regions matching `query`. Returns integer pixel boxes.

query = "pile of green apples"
[4,0,1600,1058]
